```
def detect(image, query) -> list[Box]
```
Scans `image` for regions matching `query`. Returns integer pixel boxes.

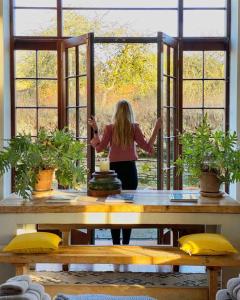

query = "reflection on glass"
[15,80,36,107]
[38,109,58,131]
[184,10,225,37]
[204,80,225,108]
[16,109,37,136]
[38,51,57,78]
[183,80,202,108]
[183,51,203,79]
[204,51,225,79]
[15,9,57,36]
[63,10,177,37]
[15,51,36,78]
[38,80,58,107]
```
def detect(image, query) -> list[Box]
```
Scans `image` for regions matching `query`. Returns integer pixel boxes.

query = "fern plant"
[176,115,240,185]
[0,128,87,199]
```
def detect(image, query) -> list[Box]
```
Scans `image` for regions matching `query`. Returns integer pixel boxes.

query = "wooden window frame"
[10,0,231,190]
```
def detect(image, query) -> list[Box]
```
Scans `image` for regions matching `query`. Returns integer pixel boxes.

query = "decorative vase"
[88,170,122,197]
[35,169,54,192]
[200,171,223,198]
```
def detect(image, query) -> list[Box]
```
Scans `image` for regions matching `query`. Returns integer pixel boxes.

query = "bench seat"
[0,246,240,266]
[1,245,240,300]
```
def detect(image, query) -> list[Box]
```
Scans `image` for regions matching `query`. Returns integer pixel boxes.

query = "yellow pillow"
[3,232,62,254]
[179,233,238,255]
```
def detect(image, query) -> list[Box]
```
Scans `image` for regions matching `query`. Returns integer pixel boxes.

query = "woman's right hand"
[88,116,98,131]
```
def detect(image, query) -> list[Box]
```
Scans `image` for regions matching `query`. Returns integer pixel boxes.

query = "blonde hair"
[112,100,135,148]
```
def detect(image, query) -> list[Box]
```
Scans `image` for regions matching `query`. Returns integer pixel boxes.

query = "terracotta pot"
[35,169,54,192]
[200,171,221,193]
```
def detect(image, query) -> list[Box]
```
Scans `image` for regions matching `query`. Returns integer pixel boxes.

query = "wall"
[229,0,240,199]
[0,0,11,199]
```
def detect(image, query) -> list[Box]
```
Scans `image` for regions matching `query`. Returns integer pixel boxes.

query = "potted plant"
[0,128,87,200]
[176,116,240,197]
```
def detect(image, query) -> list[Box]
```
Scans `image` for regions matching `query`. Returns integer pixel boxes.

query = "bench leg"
[15,264,29,275]
[207,267,220,300]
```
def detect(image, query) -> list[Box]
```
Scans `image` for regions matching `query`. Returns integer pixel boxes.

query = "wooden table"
[0,189,240,286]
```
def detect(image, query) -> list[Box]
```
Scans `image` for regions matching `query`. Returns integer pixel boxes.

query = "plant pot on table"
[35,169,54,192]
[200,171,223,198]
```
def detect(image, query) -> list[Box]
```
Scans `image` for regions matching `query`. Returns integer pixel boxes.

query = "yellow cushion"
[178,233,238,255]
[3,232,62,254]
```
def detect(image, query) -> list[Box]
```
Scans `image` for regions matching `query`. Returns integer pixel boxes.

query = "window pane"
[184,10,225,37]
[15,0,57,7]
[163,76,168,107]
[38,109,58,131]
[170,109,174,136]
[183,109,203,131]
[184,0,226,8]
[204,80,225,107]
[170,79,174,106]
[183,80,202,108]
[204,51,225,79]
[38,80,58,107]
[15,50,36,78]
[162,108,168,137]
[14,9,57,36]
[183,51,203,79]
[63,10,177,37]
[67,47,76,76]
[79,108,87,138]
[16,80,36,107]
[204,109,225,130]
[170,138,175,164]
[68,109,76,135]
[67,78,76,106]
[79,45,87,75]
[79,77,87,106]
[38,51,57,78]
[16,109,37,136]
[62,0,178,8]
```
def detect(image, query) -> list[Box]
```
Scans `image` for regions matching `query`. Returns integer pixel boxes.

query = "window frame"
[10,0,231,190]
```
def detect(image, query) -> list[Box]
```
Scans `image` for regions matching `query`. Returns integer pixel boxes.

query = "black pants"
[110,161,138,245]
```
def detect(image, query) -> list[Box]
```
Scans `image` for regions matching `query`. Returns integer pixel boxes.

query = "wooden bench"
[1,246,240,300]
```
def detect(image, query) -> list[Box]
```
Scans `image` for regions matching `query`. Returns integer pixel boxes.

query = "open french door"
[59,32,180,189]
[157,32,179,190]
[58,33,95,178]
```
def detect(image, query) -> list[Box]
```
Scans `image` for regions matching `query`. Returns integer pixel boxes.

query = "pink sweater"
[91,123,153,162]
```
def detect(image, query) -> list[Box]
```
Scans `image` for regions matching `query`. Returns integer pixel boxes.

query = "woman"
[88,100,162,245]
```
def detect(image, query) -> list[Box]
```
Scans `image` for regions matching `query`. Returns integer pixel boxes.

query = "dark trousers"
[110,161,138,245]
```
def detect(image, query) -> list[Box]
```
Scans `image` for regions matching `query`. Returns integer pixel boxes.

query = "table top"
[0,190,240,214]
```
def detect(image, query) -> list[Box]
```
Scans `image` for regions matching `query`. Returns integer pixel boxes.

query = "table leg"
[0,215,17,283]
